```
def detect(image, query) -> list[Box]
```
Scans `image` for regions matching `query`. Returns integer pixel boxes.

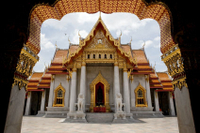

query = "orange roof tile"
[121,45,131,53]
[52,49,68,63]
[29,72,43,81]
[132,50,148,64]
[69,45,79,55]
[157,72,171,81]
[157,72,173,91]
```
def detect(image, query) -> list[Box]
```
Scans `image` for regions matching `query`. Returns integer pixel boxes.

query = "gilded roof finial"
[99,11,101,19]
[142,40,145,49]
[153,62,156,70]
[55,41,58,48]
[129,36,132,44]
[68,36,71,44]
[119,30,122,38]
[78,30,81,38]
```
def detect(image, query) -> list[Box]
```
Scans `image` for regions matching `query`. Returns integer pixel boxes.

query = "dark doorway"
[30,91,42,115]
[158,92,170,115]
[95,82,104,106]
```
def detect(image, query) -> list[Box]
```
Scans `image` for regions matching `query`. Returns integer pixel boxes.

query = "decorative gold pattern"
[64,17,136,67]
[12,76,28,90]
[135,83,147,107]
[53,83,65,107]
[89,71,110,112]
[162,44,187,90]
[13,46,39,90]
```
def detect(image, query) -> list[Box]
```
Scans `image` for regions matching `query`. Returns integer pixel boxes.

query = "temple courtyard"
[21,116,178,133]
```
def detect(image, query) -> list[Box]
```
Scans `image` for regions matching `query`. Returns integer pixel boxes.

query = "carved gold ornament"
[162,44,187,90]
[135,83,147,107]
[13,46,39,90]
[53,83,65,107]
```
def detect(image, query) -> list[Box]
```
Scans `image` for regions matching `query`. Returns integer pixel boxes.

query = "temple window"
[99,54,101,59]
[53,83,65,107]
[93,54,95,59]
[135,83,147,107]
[110,54,112,59]
[88,54,90,59]
[104,54,107,59]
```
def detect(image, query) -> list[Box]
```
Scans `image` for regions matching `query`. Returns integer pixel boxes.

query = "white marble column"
[168,92,175,116]
[4,85,26,133]
[79,65,86,112]
[114,65,120,112]
[69,69,77,113]
[123,70,131,113]
[48,75,55,107]
[25,91,31,115]
[64,75,70,108]
[154,91,160,112]
[130,76,136,108]
[40,90,46,112]
[145,75,152,108]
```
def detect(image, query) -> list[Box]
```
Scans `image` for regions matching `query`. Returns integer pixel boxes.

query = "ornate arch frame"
[53,83,65,107]
[134,83,147,107]
[89,71,110,112]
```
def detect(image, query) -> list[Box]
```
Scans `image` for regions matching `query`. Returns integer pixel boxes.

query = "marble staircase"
[86,113,114,123]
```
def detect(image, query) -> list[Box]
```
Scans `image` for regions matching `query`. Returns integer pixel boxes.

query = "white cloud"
[77,13,98,24]
[145,40,153,48]
[40,33,54,50]
[154,36,160,41]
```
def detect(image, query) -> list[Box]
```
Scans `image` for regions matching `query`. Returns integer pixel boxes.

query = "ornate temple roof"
[26,15,173,92]
[27,72,43,91]
[156,72,173,91]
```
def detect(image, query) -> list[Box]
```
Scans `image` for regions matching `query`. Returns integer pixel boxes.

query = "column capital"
[72,67,77,72]
[72,62,77,72]
[123,62,127,72]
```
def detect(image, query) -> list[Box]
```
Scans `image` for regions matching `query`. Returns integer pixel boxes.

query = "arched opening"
[95,82,105,106]
[4,0,198,133]
[53,83,65,107]
[135,83,147,107]
[90,72,110,112]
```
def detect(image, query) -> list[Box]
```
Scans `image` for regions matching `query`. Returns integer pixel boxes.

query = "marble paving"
[21,116,179,133]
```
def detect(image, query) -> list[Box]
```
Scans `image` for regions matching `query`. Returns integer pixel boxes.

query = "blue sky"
[33,12,167,72]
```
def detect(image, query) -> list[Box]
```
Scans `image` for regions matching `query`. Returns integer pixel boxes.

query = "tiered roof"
[131,49,154,75]
[26,16,173,92]
[156,72,173,91]
[46,49,69,75]
[149,72,163,89]
[27,72,44,91]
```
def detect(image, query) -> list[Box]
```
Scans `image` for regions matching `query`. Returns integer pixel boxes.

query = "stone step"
[86,113,114,123]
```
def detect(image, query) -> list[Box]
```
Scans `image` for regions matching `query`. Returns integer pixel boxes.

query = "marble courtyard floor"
[21,116,179,133]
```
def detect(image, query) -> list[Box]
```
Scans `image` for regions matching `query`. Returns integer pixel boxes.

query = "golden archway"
[89,71,110,112]
[27,0,174,55]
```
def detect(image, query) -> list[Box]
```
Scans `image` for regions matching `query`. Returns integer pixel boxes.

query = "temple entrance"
[95,82,104,106]
[90,72,110,112]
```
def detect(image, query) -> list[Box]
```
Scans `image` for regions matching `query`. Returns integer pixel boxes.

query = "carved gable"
[85,29,115,50]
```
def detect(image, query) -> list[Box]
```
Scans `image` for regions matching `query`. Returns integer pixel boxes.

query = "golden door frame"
[89,71,110,112]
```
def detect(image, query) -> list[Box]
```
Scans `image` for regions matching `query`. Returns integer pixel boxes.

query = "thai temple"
[25,15,175,122]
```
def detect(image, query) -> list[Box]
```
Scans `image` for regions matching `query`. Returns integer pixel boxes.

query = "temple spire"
[99,11,101,19]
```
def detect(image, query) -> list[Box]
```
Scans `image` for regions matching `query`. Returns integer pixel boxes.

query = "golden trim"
[89,71,110,112]
[53,83,65,107]
[161,44,187,90]
[64,16,136,66]
[135,83,147,107]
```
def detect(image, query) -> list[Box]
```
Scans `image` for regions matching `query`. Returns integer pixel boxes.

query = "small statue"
[77,93,84,112]
[116,93,123,112]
